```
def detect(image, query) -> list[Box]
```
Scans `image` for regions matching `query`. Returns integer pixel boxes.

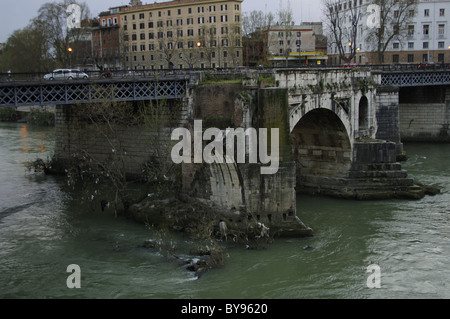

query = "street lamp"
[68,47,73,68]
[197,41,202,68]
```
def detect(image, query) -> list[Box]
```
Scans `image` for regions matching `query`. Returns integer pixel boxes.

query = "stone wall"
[400,103,450,142]
[398,85,450,142]
[375,86,402,153]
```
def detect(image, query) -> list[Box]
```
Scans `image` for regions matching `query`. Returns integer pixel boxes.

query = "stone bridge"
[13,68,435,237]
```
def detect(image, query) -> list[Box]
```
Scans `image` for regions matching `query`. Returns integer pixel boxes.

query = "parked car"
[43,69,89,80]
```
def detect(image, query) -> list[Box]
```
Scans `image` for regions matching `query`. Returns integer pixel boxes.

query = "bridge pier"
[399,85,450,142]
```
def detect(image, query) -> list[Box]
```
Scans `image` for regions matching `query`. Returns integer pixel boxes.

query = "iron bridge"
[380,70,450,87]
[0,77,188,107]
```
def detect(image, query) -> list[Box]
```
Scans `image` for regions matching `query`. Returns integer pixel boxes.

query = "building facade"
[92,6,127,70]
[267,23,328,67]
[120,0,244,70]
[327,0,450,65]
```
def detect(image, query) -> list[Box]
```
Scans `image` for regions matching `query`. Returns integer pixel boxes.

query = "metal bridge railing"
[0,78,188,107]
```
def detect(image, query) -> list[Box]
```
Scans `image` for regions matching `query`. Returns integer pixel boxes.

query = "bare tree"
[277,3,296,67]
[323,0,362,64]
[365,0,418,64]
[242,10,274,66]
[32,0,91,68]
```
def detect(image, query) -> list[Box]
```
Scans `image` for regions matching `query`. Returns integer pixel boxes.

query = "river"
[0,122,448,299]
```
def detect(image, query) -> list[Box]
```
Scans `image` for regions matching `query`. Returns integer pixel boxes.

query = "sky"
[0,0,323,43]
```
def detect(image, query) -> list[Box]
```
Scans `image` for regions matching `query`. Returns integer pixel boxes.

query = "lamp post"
[68,47,73,68]
[197,41,202,68]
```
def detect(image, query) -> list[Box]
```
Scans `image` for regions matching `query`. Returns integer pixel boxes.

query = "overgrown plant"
[63,99,181,217]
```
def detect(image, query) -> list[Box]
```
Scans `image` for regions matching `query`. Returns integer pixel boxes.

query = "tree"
[277,3,296,67]
[365,0,417,64]
[0,27,53,73]
[323,0,363,64]
[31,0,91,68]
[242,10,274,66]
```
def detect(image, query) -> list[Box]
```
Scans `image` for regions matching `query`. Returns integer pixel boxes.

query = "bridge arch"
[290,108,353,191]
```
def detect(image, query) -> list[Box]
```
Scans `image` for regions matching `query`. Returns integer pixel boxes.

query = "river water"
[0,122,448,299]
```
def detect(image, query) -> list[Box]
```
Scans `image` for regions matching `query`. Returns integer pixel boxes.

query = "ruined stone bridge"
[11,68,439,237]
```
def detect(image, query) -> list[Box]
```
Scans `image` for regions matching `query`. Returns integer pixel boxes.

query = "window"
[167,20,172,27]
[188,29,194,36]
[408,42,414,49]
[139,13,144,19]
[149,32,154,39]
[198,7,204,13]
[439,24,445,36]
[221,15,228,22]
[140,23,145,29]
[423,25,429,35]
[440,8,445,16]
[423,42,429,49]
[140,44,145,51]
[149,22,154,28]
[393,42,400,49]
[393,55,399,63]
[132,34,137,41]
[408,54,414,63]
[438,53,444,62]
[438,41,445,49]
[424,9,429,17]
[198,17,205,24]
[187,18,194,25]
[140,33,145,40]
[210,16,216,23]
[408,25,414,36]
[149,44,154,50]
[113,18,118,25]
[178,9,181,15]
[221,4,228,11]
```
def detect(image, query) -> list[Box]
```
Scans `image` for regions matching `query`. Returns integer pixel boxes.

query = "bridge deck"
[0,77,188,107]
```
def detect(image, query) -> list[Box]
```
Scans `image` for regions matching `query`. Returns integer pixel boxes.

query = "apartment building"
[121,0,244,70]
[327,0,450,65]
[92,6,127,69]
[267,23,328,67]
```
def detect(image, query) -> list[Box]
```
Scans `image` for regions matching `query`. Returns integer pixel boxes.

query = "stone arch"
[359,96,369,135]
[290,108,353,193]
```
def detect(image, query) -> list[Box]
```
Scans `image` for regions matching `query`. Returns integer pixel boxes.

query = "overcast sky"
[0,0,323,43]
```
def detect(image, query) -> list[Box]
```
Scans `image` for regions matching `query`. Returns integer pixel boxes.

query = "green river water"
[0,122,448,299]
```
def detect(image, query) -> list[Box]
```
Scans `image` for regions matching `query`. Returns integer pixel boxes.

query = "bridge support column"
[375,86,403,155]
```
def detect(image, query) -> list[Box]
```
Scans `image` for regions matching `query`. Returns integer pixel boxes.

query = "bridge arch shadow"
[290,108,352,193]
[359,96,369,135]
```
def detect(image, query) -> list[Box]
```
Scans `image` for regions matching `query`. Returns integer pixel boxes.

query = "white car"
[43,69,89,80]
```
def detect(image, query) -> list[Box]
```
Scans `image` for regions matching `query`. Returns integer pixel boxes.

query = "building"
[266,23,328,67]
[92,6,127,69]
[120,0,244,70]
[327,0,450,65]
